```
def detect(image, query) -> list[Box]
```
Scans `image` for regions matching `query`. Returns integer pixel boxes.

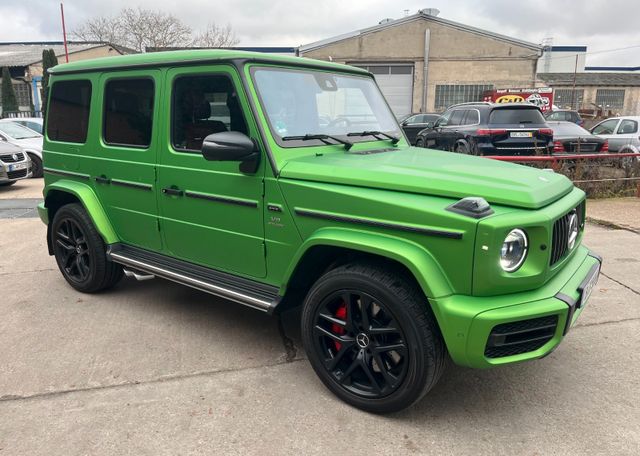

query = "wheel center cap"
[76,246,82,254]
[356,333,370,349]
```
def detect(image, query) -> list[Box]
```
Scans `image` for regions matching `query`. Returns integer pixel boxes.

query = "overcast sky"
[1,0,638,66]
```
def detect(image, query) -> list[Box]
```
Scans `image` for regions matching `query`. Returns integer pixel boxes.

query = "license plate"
[578,264,600,308]
[510,131,532,138]
[9,162,27,171]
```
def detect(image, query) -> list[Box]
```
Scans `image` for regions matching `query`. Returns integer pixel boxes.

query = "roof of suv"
[449,102,542,110]
[49,49,370,76]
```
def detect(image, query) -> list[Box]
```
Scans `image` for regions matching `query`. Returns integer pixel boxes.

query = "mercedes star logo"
[567,211,579,250]
[356,333,370,349]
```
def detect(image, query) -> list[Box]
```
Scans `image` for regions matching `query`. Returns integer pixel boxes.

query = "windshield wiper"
[347,131,400,145]
[282,134,352,150]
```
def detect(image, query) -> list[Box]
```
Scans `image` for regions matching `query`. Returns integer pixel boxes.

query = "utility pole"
[60,2,69,63]
[570,54,578,109]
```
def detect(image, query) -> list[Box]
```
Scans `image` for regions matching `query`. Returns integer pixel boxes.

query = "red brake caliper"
[332,303,347,351]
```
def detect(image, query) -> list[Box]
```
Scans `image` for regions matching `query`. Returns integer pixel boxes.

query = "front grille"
[7,169,28,179]
[0,152,25,163]
[485,315,559,358]
[550,200,586,266]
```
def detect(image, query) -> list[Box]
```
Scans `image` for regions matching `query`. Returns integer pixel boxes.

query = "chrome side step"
[123,268,155,281]
[108,244,280,313]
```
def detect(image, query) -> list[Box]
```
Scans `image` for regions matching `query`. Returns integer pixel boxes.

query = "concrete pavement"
[0,211,639,454]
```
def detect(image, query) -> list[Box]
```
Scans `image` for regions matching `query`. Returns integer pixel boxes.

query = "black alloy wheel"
[54,217,92,283]
[51,203,123,292]
[311,290,409,398]
[302,262,446,413]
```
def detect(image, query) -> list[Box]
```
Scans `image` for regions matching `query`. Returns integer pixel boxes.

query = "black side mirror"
[201,131,260,173]
[401,120,409,126]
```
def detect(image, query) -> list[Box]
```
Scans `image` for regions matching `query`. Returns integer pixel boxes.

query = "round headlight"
[500,229,528,272]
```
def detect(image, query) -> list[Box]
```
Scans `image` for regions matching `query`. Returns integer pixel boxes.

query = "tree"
[73,8,203,52]
[41,49,59,114]
[192,23,239,48]
[1,67,19,114]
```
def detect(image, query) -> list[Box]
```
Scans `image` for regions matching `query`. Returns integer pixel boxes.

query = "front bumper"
[0,161,32,183]
[431,245,601,368]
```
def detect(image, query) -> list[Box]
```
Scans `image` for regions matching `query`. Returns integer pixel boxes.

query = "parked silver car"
[0,141,31,186]
[590,116,640,154]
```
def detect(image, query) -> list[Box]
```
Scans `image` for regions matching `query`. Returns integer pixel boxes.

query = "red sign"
[482,88,554,113]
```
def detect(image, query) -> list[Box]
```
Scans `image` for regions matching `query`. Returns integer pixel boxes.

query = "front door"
[157,66,266,278]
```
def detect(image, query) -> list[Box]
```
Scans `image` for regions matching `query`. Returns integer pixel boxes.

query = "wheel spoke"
[325,343,353,370]
[338,355,361,384]
[374,353,399,388]
[55,238,75,251]
[341,293,356,331]
[373,342,407,355]
[314,325,353,344]
[318,312,346,328]
[359,295,371,330]
[360,357,382,394]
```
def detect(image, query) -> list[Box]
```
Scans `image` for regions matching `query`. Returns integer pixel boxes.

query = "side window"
[404,115,419,124]
[617,119,638,134]
[592,119,618,135]
[435,111,452,127]
[46,80,92,143]
[449,110,465,126]
[462,110,479,125]
[104,78,154,147]
[172,74,248,152]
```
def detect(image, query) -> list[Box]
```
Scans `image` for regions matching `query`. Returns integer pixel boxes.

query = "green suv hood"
[279,147,573,209]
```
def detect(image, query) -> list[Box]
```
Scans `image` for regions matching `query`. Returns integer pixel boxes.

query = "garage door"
[354,65,414,118]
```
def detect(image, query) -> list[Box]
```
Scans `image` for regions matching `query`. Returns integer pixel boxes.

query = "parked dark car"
[415,102,553,156]
[547,121,608,153]
[545,110,584,127]
[399,113,440,145]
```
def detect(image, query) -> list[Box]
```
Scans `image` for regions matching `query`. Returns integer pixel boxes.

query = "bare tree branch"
[192,23,240,48]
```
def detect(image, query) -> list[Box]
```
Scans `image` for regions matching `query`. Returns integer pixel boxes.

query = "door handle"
[94,175,110,184]
[162,187,183,196]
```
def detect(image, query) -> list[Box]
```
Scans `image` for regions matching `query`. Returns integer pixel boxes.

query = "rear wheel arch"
[44,183,118,254]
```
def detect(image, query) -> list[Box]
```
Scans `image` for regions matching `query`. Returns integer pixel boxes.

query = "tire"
[28,154,43,178]
[455,142,470,154]
[51,203,123,293]
[415,138,425,148]
[0,181,17,187]
[301,261,446,413]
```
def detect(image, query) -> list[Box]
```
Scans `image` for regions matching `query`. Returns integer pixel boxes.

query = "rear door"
[156,66,266,278]
[91,71,163,251]
[402,115,429,144]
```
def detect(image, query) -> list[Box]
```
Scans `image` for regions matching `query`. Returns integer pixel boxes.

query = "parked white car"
[0,120,43,177]
[590,116,640,154]
[9,117,43,134]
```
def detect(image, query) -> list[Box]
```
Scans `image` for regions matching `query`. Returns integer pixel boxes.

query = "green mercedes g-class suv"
[39,50,601,413]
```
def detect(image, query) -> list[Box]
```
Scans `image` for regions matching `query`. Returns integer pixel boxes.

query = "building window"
[434,84,493,111]
[0,81,32,108]
[46,80,92,143]
[595,89,625,109]
[554,89,584,110]
[104,78,155,148]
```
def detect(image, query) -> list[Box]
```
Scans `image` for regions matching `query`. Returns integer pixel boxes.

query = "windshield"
[0,121,42,139]
[252,67,400,145]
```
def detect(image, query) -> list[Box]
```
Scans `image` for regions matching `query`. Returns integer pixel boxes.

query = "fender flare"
[280,227,454,299]
[44,180,118,245]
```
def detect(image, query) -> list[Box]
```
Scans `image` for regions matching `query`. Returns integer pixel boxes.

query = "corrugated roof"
[538,72,640,86]
[0,41,129,68]
[300,11,541,53]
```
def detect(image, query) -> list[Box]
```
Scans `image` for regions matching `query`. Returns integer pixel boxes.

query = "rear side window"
[46,80,92,143]
[618,119,638,134]
[489,108,545,125]
[104,78,155,147]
